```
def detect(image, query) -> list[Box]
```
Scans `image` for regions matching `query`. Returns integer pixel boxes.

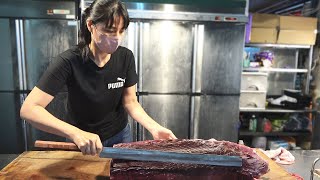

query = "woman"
[20,0,177,156]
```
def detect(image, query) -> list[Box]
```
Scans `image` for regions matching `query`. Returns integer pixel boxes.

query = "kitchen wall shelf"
[240,43,315,149]
[240,108,316,113]
[244,43,313,94]
[243,67,308,73]
[245,43,311,49]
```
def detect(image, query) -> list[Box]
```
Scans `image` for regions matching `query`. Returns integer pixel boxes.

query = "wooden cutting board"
[0,151,111,180]
[0,150,294,180]
[256,149,295,180]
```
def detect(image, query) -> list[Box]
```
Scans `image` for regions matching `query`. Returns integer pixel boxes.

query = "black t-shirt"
[37,46,138,141]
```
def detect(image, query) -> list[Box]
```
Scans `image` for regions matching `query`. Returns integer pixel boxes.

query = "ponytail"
[78,4,94,59]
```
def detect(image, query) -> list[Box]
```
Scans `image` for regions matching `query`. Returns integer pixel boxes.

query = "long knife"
[35,140,242,167]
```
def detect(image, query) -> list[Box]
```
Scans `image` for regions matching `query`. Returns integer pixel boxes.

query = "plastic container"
[241,72,268,91]
[249,115,257,132]
[238,140,245,145]
[268,140,289,150]
[240,90,267,109]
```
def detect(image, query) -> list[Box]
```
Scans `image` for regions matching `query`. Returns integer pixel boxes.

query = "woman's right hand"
[71,129,103,156]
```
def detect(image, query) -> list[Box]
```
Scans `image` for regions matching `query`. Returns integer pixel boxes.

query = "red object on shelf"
[263,119,272,133]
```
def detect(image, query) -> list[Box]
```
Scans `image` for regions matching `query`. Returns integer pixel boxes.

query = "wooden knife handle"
[35,140,79,151]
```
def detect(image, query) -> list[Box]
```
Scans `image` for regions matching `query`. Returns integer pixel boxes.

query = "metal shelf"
[240,108,316,113]
[245,43,311,49]
[243,67,308,73]
[239,131,311,137]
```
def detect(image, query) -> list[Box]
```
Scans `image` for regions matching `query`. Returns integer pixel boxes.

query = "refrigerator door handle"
[190,24,204,139]
[15,19,28,151]
[15,19,27,91]
[137,95,143,141]
[191,96,201,139]
[192,24,204,93]
[138,22,144,92]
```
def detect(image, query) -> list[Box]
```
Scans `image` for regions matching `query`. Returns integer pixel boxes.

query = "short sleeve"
[124,51,138,87]
[36,55,71,96]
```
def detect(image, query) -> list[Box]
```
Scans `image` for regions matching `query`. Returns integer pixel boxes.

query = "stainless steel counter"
[281,150,320,180]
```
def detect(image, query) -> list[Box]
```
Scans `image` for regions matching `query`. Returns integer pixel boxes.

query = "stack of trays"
[240,72,268,110]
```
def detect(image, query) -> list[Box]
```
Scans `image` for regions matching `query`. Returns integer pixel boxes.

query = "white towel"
[260,147,295,165]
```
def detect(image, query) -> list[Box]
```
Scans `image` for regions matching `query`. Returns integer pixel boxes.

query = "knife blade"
[35,140,242,167]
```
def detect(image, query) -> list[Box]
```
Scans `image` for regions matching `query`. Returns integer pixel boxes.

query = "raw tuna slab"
[110,139,269,180]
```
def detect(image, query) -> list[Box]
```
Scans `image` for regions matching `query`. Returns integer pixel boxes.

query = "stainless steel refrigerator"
[0,0,77,153]
[117,0,247,142]
[132,22,245,142]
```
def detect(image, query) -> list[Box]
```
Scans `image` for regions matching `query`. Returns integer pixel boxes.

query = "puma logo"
[117,77,126,82]
[108,77,126,89]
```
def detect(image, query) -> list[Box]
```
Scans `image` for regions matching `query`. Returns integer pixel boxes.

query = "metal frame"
[80,0,248,22]
[246,43,311,49]
[128,9,248,22]
[293,50,299,89]
[243,67,308,73]
[306,46,314,94]
[240,108,316,113]
[311,157,320,180]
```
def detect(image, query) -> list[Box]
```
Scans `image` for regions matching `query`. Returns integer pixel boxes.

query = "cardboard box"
[250,28,277,43]
[277,30,317,45]
[279,16,317,30]
[252,13,279,28]
[277,16,317,45]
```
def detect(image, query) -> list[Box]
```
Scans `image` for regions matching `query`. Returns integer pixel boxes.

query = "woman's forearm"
[124,101,161,132]
[20,104,80,140]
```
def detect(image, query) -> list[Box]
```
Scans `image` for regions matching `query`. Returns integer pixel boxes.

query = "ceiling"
[249,0,280,12]
[249,0,317,15]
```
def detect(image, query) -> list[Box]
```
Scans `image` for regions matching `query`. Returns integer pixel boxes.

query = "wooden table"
[0,151,111,179]
[0,150,294,180]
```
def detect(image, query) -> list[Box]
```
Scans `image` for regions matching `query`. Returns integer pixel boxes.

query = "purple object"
[254,51,274,67]
[245,14,252,43]
[254,51,274,62]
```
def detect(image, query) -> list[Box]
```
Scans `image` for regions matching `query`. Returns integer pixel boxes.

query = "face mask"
[93,27,121,54]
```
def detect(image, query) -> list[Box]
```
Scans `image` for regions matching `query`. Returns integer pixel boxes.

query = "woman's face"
[89,17,125,54]
[94,16,125,39]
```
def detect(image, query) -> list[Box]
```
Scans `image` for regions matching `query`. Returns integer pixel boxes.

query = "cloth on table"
[260,147,295,165]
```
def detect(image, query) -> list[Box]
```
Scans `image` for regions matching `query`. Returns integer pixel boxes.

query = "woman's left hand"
[150,125,177,140]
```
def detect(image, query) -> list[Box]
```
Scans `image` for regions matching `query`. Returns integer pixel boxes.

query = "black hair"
[78,0,130,59]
